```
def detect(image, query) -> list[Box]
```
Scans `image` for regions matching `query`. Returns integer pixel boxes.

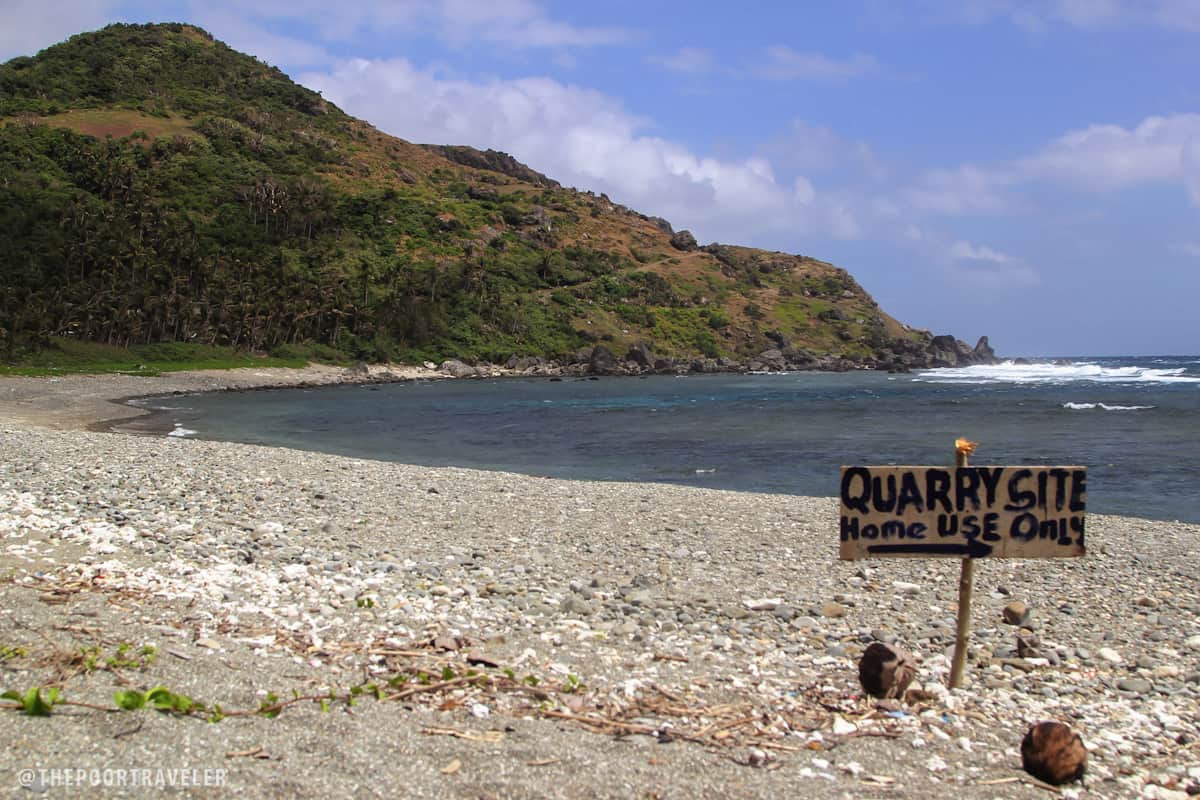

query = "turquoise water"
[143,357,1200,523]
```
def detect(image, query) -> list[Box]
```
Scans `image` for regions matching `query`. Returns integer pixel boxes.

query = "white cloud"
[1018,114,1200,192]
[300,57,861,244]
[650,46,714,74]
[753,45,878,81]
[902,113,1200,218]
[947,240,1014,263]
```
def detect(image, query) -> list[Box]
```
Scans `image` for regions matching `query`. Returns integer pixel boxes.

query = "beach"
[2,367,1199,798]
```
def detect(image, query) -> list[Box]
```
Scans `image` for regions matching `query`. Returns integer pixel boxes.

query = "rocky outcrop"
[669,230,698,251]
[872,331,1002,372]
[973,335,996,362]
[649,217,674,235]
[421,145,560,188]
[455,331,1000,380]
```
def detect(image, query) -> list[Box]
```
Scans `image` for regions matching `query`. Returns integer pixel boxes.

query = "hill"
[0,23,994,372]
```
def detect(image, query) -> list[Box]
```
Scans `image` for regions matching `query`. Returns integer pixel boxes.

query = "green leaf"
[114,690,146,710]
[146,686,194,714]
[441,666,455,681]
[22,687,55,716]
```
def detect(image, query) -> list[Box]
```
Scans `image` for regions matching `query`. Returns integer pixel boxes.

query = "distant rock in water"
[973,335,996,362]
[922,333,1001,368]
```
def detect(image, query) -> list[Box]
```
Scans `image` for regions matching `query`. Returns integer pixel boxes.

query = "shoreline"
[1,362,450,433]
[4,362,1191,524]
[3,367,1200,798]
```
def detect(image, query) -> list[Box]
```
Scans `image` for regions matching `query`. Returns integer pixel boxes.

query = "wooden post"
[948,440,975,689]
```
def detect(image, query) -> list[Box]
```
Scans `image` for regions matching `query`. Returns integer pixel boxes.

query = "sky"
[4,1,1200,356]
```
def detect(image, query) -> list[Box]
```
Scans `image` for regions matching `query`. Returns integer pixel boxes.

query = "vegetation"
[0,338,312,376]
[0,23,922,367]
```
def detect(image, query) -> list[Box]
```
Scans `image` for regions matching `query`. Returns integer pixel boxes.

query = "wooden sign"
[839,466,1087,560]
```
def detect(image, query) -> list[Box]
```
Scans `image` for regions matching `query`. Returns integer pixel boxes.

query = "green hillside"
[0,22,979,371]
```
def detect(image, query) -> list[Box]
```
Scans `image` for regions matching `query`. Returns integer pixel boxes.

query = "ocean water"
[141,356,1200,523]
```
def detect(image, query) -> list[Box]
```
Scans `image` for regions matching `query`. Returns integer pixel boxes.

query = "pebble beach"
[2,366,1200,798]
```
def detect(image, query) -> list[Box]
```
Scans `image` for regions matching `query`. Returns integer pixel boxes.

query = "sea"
[138,356,1200,524]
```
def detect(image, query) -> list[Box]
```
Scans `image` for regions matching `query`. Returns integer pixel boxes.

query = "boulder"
[652,357,679,374]
[1021,722,1087,785]
[669,230,698,251]
[439,359,478,378]
[504,355,545,372]
[626,343,655,368]
[758,348,784,362]
[524,205,552,230]
[781,346,816,366]
[589,345,620,375]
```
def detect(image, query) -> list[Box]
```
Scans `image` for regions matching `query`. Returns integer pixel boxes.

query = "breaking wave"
[1061,402,1156,411]
[916,360,1200,385]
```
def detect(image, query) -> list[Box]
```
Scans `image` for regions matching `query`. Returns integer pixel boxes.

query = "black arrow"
[867,538,994,558]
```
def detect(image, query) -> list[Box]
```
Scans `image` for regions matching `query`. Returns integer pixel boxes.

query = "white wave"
[694,468,717,474]
[915,360,1200,385]
[167,425,197,438]
[1062,402,1156,411]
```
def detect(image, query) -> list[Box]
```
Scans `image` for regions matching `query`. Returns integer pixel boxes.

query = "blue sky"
[4,1,1200,356]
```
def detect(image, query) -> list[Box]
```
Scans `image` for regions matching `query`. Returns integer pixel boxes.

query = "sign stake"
[948,438,977,690]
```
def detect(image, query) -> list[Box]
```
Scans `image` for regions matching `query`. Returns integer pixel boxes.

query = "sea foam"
[916,361,1200,385]
[1062,402,1156,411]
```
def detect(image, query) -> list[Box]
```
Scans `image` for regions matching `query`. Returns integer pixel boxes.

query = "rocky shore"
[449,333,999,379]
[2,368,1197,799]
